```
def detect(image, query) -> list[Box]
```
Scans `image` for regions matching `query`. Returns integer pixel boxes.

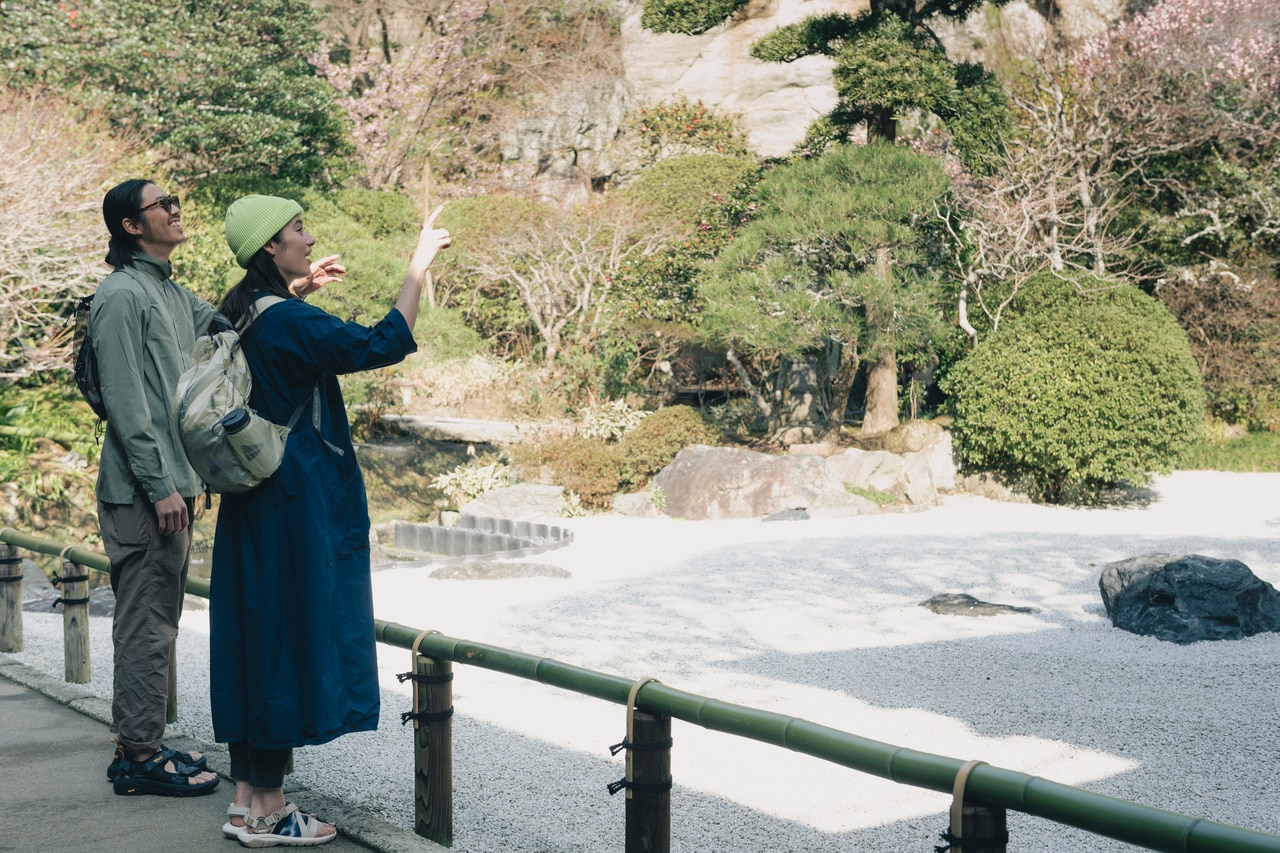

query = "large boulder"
[653,445,844,519]
[1099,554,1280,644]
[459,483,565,521]
[897,451,939,507]
[878,419,943,454]
[806,489,880,518]
[819,425,954,506]
[827,449,904,493]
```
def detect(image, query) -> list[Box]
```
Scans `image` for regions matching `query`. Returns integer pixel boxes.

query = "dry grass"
[0,89,148,378]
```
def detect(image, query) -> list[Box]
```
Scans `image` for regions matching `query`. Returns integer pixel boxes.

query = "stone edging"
[384,515,573,568]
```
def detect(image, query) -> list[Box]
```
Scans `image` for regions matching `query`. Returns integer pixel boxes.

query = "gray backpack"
[171,295,314,493]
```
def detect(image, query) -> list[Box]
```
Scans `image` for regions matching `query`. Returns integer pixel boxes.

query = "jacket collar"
[129,250,174,282]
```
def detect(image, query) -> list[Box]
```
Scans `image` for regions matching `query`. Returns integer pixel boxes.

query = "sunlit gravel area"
[13,471,1280,851]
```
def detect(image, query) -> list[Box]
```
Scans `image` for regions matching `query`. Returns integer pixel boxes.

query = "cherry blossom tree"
[312,0,489,191]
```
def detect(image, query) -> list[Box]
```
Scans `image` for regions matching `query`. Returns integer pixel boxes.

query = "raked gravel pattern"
[11,471,1280,851]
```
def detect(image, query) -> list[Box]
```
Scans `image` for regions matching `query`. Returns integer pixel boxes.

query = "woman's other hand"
[290,254,346,298]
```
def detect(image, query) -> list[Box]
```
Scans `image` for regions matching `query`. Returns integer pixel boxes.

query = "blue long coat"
[209,299,416,749]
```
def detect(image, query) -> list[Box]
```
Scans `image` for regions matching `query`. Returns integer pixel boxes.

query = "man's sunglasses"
[138,195,181,214]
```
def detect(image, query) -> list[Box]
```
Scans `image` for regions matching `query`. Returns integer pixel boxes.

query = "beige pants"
[98,495,193,753]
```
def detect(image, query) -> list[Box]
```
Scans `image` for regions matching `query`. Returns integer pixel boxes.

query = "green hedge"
[942,279,1204,502]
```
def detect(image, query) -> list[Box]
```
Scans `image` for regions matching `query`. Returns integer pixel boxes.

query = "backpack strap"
[244,293,345,457]
[239,293,286,331]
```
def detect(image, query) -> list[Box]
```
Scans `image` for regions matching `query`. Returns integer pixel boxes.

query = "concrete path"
[0,661,445,853]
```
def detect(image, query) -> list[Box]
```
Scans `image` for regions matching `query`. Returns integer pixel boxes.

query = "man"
[92,179,219,796]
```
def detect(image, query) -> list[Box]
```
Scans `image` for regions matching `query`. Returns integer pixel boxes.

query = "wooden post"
[954,804,1008,853]
[625,709,671,853]
[60,559,90,683]
[949,760,1007,853]
[420,156,437,309]
[0,543,22,652]
[413,652,453,846]
[166,638,178,724]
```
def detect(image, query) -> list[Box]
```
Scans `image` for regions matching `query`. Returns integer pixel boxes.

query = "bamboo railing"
[3,526,1279,853]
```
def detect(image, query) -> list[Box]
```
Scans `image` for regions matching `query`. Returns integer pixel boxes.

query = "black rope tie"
[396,671,454,685]
[52,596,90,609]
[0,555,22,564]
[400,708,454,725]
[935,828,1010,852]
[0,575,23,583]
[51,573,90,587]
[607,777,672,796]
[607,738,673,757]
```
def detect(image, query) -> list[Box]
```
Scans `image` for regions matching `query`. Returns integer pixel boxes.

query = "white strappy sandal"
[239,802,336,848]
[223,802,251,839]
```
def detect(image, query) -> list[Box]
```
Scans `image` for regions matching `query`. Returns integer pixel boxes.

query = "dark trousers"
[98,495,193,753]
[229,741,292,789]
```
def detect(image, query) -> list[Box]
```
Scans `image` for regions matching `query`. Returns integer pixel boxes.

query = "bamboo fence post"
[59,558,90,683]
[420,157,437,309]
[167,638,178,724]
[410,636,453,846]
[0,542,22,652]
[624,709,672,853]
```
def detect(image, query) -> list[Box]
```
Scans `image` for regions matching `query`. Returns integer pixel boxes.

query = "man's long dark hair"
[216,244,295,328]
[102,179,152,269]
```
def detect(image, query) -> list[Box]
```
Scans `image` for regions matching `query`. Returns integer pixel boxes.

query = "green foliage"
[413,307,487,362]
[748,12,1010,168]
[749,13,860,62]
[616,405,720,489]
[631,96,749,159]
[430,195,555,352]
[512,435,622,510]
[640,0,751,35]
[844,484,898,505]
[0,384,101,530]
[432,458,512,507]
[1182,429,1280,472]
[622,154,759,231]
[580,400,649,442]
[613,153,761,322]
[942,283,1205,502]
[342,368,404,441]
[825,17,956,117]
[0,0,349,184]
[936,63,1011,176]
[702,143,949,363]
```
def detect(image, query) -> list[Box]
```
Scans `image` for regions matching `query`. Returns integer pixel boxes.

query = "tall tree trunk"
[861,247,900,435]
[820,342,860,440]
[862,351,899,434]
[868,107,897,144]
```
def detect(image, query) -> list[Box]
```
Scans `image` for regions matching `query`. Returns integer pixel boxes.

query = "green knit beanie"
[224,195,304,269]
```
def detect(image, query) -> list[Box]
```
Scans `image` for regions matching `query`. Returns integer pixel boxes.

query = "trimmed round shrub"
[941,282,1204,502]
[511,436,622,511]
[617,405,721,490]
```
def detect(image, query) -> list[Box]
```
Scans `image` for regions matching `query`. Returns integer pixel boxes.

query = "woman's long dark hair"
[102,179,152,269]
[216,242,295,328]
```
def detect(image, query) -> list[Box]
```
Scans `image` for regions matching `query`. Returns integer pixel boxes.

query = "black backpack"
[69,294,108,422]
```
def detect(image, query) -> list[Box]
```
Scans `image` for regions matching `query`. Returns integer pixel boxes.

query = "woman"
[209,194,450,847]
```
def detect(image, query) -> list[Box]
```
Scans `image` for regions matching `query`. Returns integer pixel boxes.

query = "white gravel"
[11,471,1280,851]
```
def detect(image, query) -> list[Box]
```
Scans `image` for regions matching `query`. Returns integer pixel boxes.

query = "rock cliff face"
[617,0,1127,158]
[620,0,852,157]
[503,0,1129,189]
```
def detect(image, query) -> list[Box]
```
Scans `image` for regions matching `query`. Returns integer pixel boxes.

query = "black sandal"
[106,740,208,782]
[112,750,219,797]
